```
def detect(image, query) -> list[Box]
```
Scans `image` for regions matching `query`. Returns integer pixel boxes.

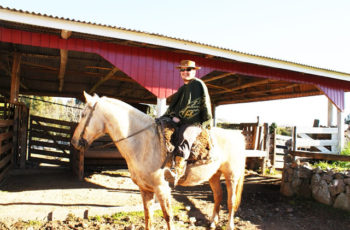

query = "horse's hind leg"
[209,170,223,229]
[140,189,155,230]
[223,172,239,230]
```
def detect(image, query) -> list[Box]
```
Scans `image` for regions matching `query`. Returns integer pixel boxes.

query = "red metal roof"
[0,26,349,110]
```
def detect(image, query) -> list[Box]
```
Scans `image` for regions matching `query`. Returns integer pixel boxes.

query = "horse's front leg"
[208,170,223,229]
[140,189,155,230]
[154,184,174,230]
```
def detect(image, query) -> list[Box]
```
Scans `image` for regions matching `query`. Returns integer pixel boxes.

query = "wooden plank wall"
[0,100,15,183]
[28,115,76,167]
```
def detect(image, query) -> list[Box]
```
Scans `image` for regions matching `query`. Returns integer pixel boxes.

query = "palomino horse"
[71,92,246,230]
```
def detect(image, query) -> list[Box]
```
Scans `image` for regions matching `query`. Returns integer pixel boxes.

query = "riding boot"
[174,155,187,186]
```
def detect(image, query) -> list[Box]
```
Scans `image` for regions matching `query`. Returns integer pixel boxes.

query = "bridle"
[77,101,154,150]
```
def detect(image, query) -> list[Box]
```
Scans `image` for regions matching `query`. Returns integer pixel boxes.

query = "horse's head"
[71,92,106,151]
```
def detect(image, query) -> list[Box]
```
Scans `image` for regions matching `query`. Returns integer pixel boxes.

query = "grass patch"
[311,143,350,171]
[26,220,42,227]
[89,203,187,227]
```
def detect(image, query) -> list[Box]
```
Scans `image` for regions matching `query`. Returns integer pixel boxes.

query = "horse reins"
[79,101,154,150]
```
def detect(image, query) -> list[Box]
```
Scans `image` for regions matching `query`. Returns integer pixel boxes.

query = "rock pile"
[280,156,350,211]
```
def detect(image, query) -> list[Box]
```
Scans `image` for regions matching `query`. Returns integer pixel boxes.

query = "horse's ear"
[83,91,93,103]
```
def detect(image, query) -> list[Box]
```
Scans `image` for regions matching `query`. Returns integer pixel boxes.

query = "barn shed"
[0,6,349,181]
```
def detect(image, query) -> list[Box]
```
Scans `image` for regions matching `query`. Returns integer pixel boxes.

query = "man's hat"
[176,60,201,70]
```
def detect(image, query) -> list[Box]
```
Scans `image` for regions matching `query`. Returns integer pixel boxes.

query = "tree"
[345,114,350,125]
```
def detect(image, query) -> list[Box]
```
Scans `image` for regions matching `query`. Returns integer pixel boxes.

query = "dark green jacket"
[164,78,212,129]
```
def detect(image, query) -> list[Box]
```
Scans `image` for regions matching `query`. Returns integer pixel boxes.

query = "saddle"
[156,117,213,166]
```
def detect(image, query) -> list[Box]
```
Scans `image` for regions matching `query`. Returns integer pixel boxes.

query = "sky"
[0,0,349,126]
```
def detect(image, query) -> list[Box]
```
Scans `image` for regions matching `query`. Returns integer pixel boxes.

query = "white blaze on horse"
[71,92,246,230]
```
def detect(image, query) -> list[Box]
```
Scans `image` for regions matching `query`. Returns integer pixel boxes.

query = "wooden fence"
[271,132,291,169]
[0,119,14,182]
[292,126,339,154]
[28,115,76,167]
[0,100,20,183]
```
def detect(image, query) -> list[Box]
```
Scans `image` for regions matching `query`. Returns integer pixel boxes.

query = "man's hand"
[172,117,180,123]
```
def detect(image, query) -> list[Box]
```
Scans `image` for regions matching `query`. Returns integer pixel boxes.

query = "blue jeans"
[176,124,202,159]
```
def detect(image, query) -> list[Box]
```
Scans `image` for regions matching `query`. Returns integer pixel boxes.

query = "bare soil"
[0,168,349,230]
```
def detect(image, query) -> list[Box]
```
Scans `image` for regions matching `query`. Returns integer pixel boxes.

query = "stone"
[311,174,321,187]
[297,179,312,198]
[299,166,312,178]
[334,173,344,180]
[312,180,333,205]
[329,179,345,197]
[291,178,302,189]
[344,178,350,185]
[291,159,300,168]
[322,174,333,183]
[314,167,323,174]
[333,193,350,211]
[326,169,334,177]
[346,185,350,194]
[280,181,294,197]
[286,167,294,175]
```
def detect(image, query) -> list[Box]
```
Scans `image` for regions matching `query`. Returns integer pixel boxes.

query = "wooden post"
[10,53,21,103]
[327,100,334,127]
[337,108,345,153]
[78,150,84,181]
[156,98,167,118]
[292,126,297,162]
[212,104,216,127]
[272,129,277,167]
[19,105,29,168]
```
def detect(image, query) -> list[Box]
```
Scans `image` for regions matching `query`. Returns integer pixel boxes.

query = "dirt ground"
[0,168,349,230]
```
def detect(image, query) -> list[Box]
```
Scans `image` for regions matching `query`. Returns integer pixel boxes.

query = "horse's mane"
[100,96,154,124]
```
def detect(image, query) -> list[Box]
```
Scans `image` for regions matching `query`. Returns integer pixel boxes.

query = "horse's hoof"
[209,222,216,229]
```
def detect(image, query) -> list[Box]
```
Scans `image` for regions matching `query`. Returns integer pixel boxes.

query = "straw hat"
[176,60,201,69]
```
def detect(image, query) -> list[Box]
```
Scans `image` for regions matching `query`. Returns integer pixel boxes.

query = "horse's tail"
[234,173,245,212]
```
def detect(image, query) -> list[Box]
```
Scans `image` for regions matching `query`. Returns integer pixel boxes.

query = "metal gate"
[28,115,77,167]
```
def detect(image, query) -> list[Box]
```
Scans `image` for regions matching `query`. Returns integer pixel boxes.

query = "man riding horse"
[161,60,213,185]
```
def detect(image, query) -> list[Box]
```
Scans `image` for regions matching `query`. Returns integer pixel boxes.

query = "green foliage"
[19,95,83,122]
[216,122,241,130]
[312,143,350,171]
[276,126,292,136]
[345,114,350,125]
[341,142,350,156]
[269,122,277,134]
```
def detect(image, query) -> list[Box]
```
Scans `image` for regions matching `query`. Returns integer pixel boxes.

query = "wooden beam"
[61,30,72,40]
[216,90,322,105]
[58,49,68,92]
[10,53,21,103]
[58,30,72,92]
[203,72,235,83]
[291,151,350,161]
[226,83,300,98]
[89,67,120,93]
[206,83,232,91]
[226,79,272,94]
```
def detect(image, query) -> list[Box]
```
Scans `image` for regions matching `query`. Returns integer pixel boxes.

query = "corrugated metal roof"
[0,5,349,78]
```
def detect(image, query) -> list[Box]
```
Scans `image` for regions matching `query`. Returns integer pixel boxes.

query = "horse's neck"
[100,99,163,171]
